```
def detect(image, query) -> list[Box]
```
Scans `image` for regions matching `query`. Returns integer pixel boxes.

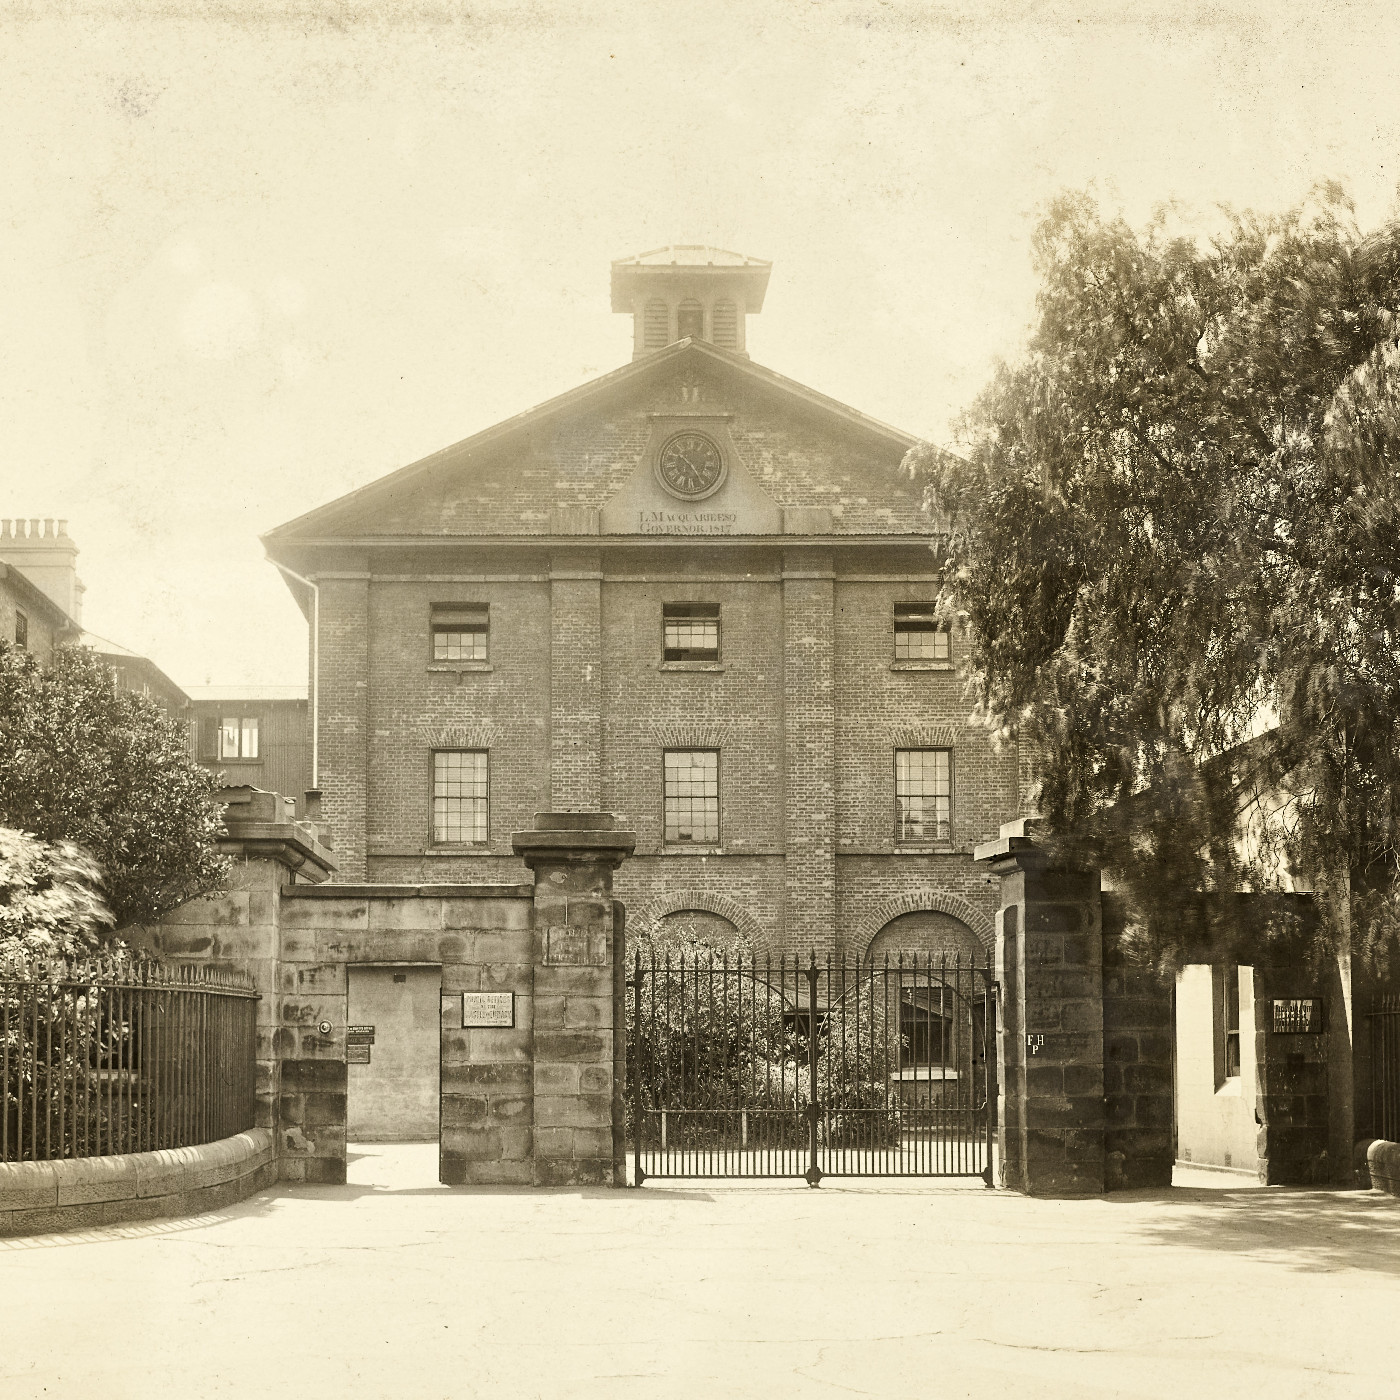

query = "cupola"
[611,246,772,360]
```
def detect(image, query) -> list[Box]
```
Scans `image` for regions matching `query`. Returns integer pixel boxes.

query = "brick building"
[263,248,1022,956]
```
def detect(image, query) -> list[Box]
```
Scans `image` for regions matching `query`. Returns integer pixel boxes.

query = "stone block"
[487,1094,533,1123]
[534,966,611,995]
[279,897,370,930]
[1123,1063,1171,1095]
[441,964,482,994]
[440,1094,490,1126]
[159,894,249,927]
[480,963,533,992]
[1062,1063,1103,1096]
[534,994,568,1030]
[534,1029,609,1063]
[564,996,612,1029]
[459,1160,536,1186]
[291,963,348,996]
[579,1066,611,1094]
[468,1029,532,1061]
[1058,1001,1105,1034]
[1104,1093,1136,1126]
[534,1094,611,1129]
[135,1147,197,1199]
[279,931,321,962]
[535,1158,612,1187]
[467,930,535,964]
[1026,1064,1064,1096]
[282,1059,348,1091]
[0,1161,59,1211]
[535,1064,582,1096]
[570,1126,615,1159]
[296,1091,348,1129]
[532,1127,575,1159]
[367,898,444,932]
[440,1126,504,1161]
[442,897,533,931]
[302,1157,347,1185]
[442,1062,533,1092]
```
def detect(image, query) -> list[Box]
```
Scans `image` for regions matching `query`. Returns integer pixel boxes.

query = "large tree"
[0,641,227,930]
[908,185,1400,966]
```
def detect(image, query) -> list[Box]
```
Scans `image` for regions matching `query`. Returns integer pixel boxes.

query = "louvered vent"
[712,299,738,348]
[644,300,670,349]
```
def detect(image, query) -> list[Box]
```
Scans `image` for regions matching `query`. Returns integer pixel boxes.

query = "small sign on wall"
[1271,998,1322,1034]
[347,1024,375,1065]
[462,992,515,1029]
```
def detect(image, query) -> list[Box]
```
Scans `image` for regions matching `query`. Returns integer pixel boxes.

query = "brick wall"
[319,573,370,879]
[364,575,550,876]
[782,552,836,953]
[550,552,603,810]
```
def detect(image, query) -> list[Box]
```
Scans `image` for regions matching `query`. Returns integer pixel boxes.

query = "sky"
[3,0,1399,689]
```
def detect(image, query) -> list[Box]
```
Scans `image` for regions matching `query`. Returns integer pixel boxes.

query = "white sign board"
[461,992,515,1029]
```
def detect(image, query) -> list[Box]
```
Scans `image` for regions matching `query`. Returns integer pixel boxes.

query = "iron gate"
[1370,993,1400,1142]
[627,951,997,1185]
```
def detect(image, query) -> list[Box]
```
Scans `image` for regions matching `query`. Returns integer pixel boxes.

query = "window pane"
[894,625,950,661]
[433,626,488,662]
[663,619,719,659]
[220,718,240,759]
[662,603,720,662]
[433,750,488,844]
[895,749,951,842]
[241,718,260,759]
[664,750,719,843]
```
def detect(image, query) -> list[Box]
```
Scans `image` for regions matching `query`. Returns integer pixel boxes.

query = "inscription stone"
[462,992,515,1028]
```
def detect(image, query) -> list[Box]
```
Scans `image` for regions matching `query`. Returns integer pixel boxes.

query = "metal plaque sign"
[462,992,515,1029]
[1272,998,1321,1034]
[347,1043,371,1065]
[347,1025,376,1044]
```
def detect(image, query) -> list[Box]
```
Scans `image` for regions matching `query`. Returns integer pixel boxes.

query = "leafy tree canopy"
[0,642,228,930]
[907,185,1400,967]
[0,827,113,968]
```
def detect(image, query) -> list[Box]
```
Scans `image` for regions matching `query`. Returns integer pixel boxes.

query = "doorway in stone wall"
[347,964,442,1185]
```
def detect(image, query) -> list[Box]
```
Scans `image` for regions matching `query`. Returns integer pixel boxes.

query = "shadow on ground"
[1109,1186,1400,1276]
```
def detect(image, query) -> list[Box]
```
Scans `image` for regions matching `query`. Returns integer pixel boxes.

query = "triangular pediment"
[263,340,924,546]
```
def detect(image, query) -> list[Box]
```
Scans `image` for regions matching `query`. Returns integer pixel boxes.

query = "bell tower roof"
[611,246,772,360]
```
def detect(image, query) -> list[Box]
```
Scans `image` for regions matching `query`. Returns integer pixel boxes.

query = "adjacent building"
[1,516,191,718]
[188,685,312,815]
[263,248,1024,956]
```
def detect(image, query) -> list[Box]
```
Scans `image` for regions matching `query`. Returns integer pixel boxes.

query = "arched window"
[644,300,670,350]
[712,299,738,349]
[676,299,703,341]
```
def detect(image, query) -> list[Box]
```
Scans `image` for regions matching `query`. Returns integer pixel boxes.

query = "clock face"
[657,431,726,500]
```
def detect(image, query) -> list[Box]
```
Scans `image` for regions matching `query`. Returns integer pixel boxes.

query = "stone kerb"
[0,1129,275,1237]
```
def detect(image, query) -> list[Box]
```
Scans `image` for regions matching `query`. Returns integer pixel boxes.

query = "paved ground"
[3,1144,1398,1400]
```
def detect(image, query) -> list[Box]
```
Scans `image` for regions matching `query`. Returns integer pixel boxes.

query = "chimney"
[0,518,85,625]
